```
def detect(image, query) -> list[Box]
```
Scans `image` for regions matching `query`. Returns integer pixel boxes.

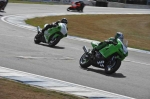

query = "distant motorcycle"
[79,38,128,74]
[0,0,8,12]
[67,6,80,12]
[34,23,68,47]
[67,1,84,12]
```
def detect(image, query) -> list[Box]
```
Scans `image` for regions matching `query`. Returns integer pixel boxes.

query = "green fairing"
[91,39,128,61]
[92,37,115,50]
[44,25,63,43]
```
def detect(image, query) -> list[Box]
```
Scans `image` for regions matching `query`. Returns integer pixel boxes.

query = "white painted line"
[0,72,25,76]
[48,86,92,92]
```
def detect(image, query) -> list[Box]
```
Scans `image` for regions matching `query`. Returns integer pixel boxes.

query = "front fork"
[83,46,96,62]
[83,46,88,53]
[82,46,92,60]
[83,46,107,68]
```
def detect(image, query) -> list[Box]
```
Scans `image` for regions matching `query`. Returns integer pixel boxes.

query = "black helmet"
[115,32,124,41]
[61,18,68,24]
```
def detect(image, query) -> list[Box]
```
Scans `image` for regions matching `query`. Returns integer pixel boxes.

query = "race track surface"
[0,3,150,99]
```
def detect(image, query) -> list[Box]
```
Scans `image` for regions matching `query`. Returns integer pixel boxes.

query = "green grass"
[25,14,150,51]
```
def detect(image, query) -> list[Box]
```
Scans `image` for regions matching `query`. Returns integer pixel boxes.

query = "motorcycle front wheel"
[48,36,61,47]
[105,58,121,74]
[79,53,91,68]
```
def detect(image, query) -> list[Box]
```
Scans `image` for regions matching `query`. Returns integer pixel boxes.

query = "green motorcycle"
[34,23,68,47]
[79,38,128,74]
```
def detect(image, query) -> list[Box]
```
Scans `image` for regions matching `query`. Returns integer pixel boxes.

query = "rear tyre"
[34,34,41,44]
[105,57,121,74]
[67,7,70,11]
[79,53,91,68]
[48,36,61,47]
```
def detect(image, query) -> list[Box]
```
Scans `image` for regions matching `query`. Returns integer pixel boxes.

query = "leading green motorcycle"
[79,38,128,74]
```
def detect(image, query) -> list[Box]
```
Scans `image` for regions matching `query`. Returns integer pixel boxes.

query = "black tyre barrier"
[95,1,108,7]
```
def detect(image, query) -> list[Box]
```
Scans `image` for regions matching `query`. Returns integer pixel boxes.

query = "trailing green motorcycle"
[34,23,68,47]
[79,38,128,74]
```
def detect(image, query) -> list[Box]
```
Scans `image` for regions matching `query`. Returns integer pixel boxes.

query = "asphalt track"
[0,3,150,99]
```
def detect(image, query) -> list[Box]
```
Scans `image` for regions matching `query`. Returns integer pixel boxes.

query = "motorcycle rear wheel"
[79,53,91,68]
[105,58,121,74]
[67,7,70,11]
[34,35,41,44]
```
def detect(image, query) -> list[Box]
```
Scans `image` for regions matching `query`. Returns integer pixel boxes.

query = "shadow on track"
[68,10,84,13]
[38,43,65,49]
[80,67,126,78]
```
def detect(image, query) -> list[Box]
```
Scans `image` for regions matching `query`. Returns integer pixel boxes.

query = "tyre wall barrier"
[108,2,150,9]
[29,0,150,9]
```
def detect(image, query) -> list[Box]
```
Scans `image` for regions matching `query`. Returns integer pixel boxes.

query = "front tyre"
[79,53,91,68]
[105,58,121,74]
[48,36,61,47]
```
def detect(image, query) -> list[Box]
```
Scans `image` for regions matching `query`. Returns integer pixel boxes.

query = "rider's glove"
[110,41,117,45]
[105,40,117,45]
[52,23,57,27]
[104,40,110,43]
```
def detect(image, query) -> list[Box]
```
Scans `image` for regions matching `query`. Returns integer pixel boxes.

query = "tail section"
[37,26,41,34]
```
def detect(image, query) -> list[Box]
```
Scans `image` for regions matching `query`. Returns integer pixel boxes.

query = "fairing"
[91,39,128,60]
[44,23,68,43]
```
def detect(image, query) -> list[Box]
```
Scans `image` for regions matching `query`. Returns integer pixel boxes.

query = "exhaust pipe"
[37,26,41,33]
[83,46,88,53]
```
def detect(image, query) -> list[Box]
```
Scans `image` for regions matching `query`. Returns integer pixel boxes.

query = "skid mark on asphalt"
[0,34,32,39]
[16,56,74,60]
[16,56,47,59]
[54,57,74,60]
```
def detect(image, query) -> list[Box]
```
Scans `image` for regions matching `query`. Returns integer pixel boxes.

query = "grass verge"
[25,14,150,51]
[0,77,85,99]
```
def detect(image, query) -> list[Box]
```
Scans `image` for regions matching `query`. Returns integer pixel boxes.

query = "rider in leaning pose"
[92,32,124,52]
[36,18,68,39]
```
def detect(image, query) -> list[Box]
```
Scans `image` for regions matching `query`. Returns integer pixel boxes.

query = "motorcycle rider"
[75,1,85,12]
[75,1,81,11]
[79,1,85,12]
[36,18,68,39]
[0,0,8,12]
[93,32,124,52]
[0,0,6,11]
